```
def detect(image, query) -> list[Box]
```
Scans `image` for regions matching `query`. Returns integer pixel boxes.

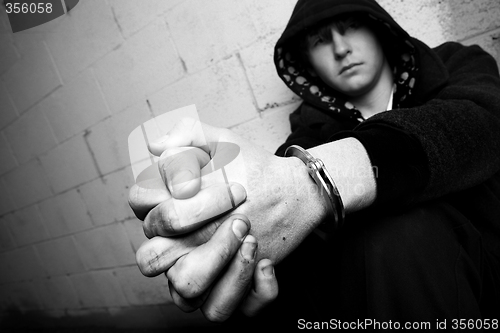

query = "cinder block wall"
[0,0,499,330]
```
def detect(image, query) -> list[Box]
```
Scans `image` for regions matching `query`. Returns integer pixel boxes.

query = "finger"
[239,259,279,317]
[148,118,220,156]
[201,235,258,322]
[158,147,211,199]
[128,178,170,221]
[166,215,250,299]
[168,278,210,313]
[143,182,246,238]
[136,216,224,277]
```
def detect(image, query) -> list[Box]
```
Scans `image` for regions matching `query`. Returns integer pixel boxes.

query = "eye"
[310,35,324,47]
[346,20,361,30]
[314,37,324,46]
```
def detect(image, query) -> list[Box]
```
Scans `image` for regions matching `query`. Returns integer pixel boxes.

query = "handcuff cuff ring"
[285,145,345,230]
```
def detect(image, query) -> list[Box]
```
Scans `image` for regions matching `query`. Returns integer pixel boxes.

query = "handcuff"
[285,145,345,231]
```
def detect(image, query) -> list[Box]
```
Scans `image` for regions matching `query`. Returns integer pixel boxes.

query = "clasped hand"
[129,118,324,321]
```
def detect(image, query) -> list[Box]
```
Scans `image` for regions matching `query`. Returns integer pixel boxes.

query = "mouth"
[339,63,361,75]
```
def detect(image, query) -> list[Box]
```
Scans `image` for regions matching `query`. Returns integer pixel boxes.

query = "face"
[306,22,388,98]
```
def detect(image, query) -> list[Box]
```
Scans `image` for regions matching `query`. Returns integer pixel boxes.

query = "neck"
[350,60,394,119]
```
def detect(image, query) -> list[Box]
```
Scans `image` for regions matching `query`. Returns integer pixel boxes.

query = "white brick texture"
[2,159,53,208]
[462,30,500,68]
[443,0,500,42]
[0,133,17,176]
[108,0,184,39]
[0,33,19,75]
[2,41,62,113]
[42,69,110,143]
[39,134,99,194]
[231,103,299,153]
[0,81,18,129]
[165,0,258,73]
[239,34,299,110]
[38,189,93,237]
[244,0,296,37]
[78,168,136,226]
[148,55,258,128]
[85,100,151,175]
[122,218,147,252]
[4,104,58,164]
[93,18,185,115]
[73,223,136,270]
[44,0,124,81]
[34,237,86,276]
[5,205,50,246]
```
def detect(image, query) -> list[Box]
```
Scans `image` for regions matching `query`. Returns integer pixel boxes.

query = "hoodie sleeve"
[349,42,500,207]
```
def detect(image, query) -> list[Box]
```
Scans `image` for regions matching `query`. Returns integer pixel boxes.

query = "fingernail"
[232,219,249,239]
[241,237,257,260]
[262,264,274,277]
[230,183,246,206]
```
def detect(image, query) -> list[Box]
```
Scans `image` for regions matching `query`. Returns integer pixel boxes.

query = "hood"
[274,0,420,122]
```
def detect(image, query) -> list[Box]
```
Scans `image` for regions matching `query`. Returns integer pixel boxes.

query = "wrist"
[281,154,329,230]
[308,138,377,213]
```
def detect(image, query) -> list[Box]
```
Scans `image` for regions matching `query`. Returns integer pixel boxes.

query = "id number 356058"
[5,2,53,14]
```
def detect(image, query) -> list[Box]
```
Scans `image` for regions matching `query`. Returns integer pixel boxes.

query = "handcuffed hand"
[129,118,326,321]
[136,118,325,260]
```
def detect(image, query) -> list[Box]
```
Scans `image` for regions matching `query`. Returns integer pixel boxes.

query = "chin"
[340,86,371,98]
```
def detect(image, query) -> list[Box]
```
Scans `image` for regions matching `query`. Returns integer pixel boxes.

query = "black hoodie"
[220,2,500,328]
[273,0,500,224]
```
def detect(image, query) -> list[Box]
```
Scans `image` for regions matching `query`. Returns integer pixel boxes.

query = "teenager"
[129,0,500,326]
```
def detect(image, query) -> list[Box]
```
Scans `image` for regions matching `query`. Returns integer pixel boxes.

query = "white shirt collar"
[387,86,394,111]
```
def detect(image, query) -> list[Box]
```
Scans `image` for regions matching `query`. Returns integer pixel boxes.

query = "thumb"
[239,259,279,317]
[148,118,220,156]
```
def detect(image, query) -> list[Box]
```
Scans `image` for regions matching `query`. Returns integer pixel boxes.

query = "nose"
[331,29,351,60]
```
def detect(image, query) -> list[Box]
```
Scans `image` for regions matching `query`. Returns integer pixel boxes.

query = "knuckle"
[135,246,159,277]
[142,222,155,239]
[145,200,179,237]
[215,241,233,263]
[136,241,173,277]
[172,271,204,299]
[158,200,180,235]
[127,184,139,206]
[196,220,221,243]
[127,184,154,221]
[127,185,144,215]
